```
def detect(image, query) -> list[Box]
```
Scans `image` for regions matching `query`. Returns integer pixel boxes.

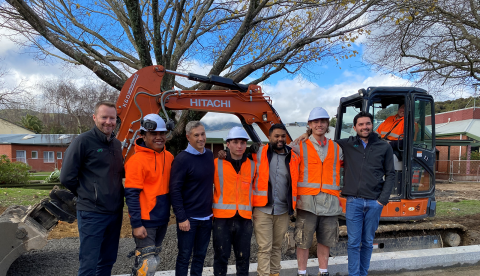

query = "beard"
[270,141,285,151]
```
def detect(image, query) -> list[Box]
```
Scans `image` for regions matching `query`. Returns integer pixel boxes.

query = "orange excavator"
[114,65,291,162]
[114,66,466,256]
[0,66,467,275]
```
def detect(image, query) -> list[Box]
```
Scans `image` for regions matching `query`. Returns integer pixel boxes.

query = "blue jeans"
[77,210,123,276]
[345,197,383,276]
[175,218,213,276]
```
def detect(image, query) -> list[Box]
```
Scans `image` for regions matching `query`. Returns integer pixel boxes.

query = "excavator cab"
[335,87,436,220]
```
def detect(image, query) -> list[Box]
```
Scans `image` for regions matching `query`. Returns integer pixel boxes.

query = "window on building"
[16,150,27,163]
[57,152,62,159]
[31,151,38,159]
[43,151,55,163]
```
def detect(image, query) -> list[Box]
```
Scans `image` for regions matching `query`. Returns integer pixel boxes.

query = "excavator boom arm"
[115,65,290,161]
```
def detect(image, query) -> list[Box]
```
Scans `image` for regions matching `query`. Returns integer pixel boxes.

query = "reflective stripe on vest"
[253,147,267,196]
[213,159,255,212]
[381,131,400,138]
[252,144,299,209]
[298,139,340,195]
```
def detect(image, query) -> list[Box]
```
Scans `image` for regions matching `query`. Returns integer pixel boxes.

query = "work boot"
[269,274,280,276]
[317,272,329,276]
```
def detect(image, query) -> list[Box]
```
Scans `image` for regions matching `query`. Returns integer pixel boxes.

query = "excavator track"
[283,220,468,257]
[333,221,467,256]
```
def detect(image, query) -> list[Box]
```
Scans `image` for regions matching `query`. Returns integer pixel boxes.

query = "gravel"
[7,225,297,276]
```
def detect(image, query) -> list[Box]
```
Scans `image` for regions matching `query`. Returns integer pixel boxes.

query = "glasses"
[147,131,167,137]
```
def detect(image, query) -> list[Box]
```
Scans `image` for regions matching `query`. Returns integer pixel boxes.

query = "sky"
[0,25,466,127]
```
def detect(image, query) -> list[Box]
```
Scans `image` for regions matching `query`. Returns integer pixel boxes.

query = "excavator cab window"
[339,102,362,139]
[370,97,406,198]
[407,97,435,198]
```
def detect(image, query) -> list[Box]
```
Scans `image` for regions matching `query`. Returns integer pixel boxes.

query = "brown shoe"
[269,274,280,276]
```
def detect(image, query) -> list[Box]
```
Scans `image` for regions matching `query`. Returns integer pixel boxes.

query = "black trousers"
[213,215,253,276]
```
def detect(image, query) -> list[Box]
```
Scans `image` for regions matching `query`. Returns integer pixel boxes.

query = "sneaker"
[317,273,329,276]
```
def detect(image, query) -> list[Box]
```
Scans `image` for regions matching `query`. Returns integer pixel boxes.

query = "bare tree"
[0,61,30,109]
[364,0,480,95]
[40,80,119,134]
[1,0,403,147]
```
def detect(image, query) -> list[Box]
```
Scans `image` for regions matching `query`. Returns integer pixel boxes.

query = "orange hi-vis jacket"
[213,158,256,219]
[297,139,341,197]
[376,115,404,141]
[124,139,174,228]
[252,144,300,210]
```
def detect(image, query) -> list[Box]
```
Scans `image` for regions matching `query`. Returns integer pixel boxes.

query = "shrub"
[0,155,31,185]
[461,150,480,160]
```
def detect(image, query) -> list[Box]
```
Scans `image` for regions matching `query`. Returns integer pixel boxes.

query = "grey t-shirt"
[291,135,343,216]
[257,148,289,215]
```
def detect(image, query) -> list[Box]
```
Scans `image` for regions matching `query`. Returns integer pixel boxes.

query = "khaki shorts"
[294,209,339,249]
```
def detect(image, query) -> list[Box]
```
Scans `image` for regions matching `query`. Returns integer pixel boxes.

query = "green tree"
[20,114,43,133]
[330,117,337,127]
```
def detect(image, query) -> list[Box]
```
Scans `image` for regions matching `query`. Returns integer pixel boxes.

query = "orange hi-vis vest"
[376,115,404,141]
[252,144,300,209]
[298,139,341,197]
[213,158,256,219]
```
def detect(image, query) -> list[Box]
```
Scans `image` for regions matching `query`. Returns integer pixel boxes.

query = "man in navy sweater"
[169,121,215,276]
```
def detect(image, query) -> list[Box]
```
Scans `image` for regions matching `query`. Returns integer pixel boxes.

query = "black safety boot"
[317,273,329,276]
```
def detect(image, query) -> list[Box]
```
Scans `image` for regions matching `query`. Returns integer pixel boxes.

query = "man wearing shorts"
[292,107,343,276]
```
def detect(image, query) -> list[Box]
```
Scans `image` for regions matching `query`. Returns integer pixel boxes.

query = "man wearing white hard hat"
[125,114,174,276]
[292,107,343,276]
[212,126,255,276]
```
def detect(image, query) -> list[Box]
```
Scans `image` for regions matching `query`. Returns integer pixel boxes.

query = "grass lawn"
[0,187,50,206]
[436,200,480,218]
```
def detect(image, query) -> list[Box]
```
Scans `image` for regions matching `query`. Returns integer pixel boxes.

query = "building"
[0,134,77,172]
[0,118,35,135]
[428,107,480,181]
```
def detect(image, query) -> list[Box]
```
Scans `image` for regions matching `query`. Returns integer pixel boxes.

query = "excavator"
[330,87,466,256]
[0,65,467,274]
[114,66,467,255]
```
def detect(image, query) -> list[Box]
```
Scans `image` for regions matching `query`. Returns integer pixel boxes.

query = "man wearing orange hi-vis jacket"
[124,114,174,276]
[212,126,256,276]
[252,124,301,276]
[291,107,343,276]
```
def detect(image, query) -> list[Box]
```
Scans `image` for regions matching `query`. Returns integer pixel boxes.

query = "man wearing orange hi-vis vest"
[291,107,343,276]
[251,124,300,276]
[212,127,256,276]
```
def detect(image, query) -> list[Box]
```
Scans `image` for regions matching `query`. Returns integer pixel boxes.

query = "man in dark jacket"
[169,121,214,276]
[60,101,124,276]
[336,111,395,276]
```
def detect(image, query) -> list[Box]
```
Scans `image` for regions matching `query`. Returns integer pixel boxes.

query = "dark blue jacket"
[336,133,395,205]
[169,149,214,223]
[60,127,124,214]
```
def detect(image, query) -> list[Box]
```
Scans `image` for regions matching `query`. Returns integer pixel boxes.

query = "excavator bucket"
[0,187,76,276]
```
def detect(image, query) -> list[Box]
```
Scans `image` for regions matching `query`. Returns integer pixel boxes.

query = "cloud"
[202,71,411,125]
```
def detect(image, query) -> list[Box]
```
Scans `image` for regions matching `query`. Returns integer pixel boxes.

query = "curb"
[115,245,480,276]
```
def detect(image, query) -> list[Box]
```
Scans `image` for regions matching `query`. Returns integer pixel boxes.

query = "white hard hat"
[140,114,167,131]
[226,126,250,141]
[308,107,330,121]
